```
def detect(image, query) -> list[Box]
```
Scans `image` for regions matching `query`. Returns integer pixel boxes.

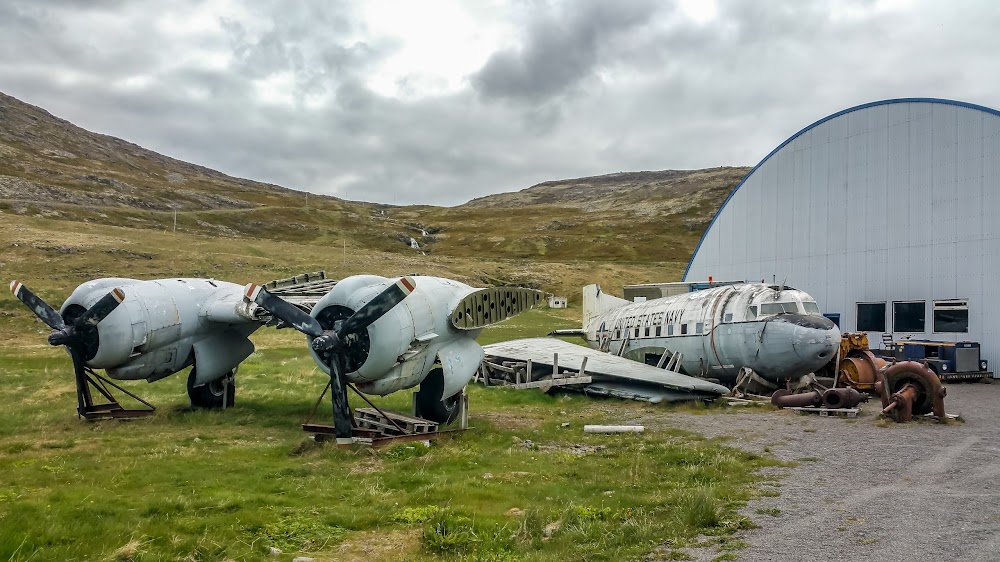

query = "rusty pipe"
[771,389,823,408]
[822,387,867,409]
[882,383,919,421]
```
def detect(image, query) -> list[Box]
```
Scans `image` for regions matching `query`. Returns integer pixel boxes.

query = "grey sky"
[1,0,997,206]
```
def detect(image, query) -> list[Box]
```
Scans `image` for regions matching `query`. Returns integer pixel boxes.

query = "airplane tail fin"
[582,284,629,331]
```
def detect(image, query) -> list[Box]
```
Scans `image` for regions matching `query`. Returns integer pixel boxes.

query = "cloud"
[1,0,1000,206]
[470,0,664,102]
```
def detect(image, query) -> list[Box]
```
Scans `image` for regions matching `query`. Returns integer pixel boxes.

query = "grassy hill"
[0,91,748,264]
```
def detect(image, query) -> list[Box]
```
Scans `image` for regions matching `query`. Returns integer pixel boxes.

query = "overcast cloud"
[1,0,998,205]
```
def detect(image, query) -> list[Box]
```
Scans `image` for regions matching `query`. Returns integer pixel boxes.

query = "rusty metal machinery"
[771,387,866,409]
[821,387,866,409]
[876,361,947,423]
[815,332,888,391]
[771,389,822,408]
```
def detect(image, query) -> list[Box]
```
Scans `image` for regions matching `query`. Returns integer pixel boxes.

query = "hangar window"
[893,301,925,333]
[856,302,886,332]
[933,300,969,333]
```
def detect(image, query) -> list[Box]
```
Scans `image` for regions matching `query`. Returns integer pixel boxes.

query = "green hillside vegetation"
[0,92,748,264]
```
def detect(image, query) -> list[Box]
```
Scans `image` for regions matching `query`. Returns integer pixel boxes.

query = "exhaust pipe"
[821,387,867,409]
[771,389,822,408]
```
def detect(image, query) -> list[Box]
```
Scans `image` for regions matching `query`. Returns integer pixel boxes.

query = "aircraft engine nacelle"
[306,275,487,396]
[60,278,253,382]
[59,278,147,370]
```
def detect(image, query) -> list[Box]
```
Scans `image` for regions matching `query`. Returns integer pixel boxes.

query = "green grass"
[0,212,781,561]
[0,327,780,561]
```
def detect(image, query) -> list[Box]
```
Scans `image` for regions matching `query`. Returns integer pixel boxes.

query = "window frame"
[932,299,969,333]
[856,301,887,332]
[893,300,926,333]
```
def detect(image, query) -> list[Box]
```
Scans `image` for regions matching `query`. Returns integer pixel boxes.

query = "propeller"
[10,280,126,416]
[245,276,416,442]
[245,276,415,353]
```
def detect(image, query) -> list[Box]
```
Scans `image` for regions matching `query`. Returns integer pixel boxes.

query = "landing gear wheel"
[415,367,461,424]
[187,369,235,409]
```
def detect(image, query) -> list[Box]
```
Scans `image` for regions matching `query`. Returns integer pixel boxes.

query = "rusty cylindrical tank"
[771,389,823,408]
[877,361,947,423]
[839,350,887,391]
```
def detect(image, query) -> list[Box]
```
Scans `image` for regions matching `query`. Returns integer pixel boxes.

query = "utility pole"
[173,209,177,233]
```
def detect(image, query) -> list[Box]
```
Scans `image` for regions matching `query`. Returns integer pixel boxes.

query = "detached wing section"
[450,287,544,330]
[482,337,729,403]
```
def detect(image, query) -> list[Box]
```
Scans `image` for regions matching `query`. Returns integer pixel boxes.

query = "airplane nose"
[773,314,841,362]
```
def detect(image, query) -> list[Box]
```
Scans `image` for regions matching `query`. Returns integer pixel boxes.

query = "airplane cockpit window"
[802,301,821,315]
[759,302,799,316]
[747,305,757,320]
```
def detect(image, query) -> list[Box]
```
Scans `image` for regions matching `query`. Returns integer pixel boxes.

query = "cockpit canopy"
[747,299,822,320]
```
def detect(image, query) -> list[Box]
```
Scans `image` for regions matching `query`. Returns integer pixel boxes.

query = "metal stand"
[302,381,469,447]
[73,363,156,420]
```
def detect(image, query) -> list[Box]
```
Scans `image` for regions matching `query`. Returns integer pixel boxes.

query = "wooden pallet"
[355,408,439,436]
[787,406,861,418]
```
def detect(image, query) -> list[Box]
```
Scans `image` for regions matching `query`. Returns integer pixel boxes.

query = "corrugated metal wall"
[684,100,1000,368]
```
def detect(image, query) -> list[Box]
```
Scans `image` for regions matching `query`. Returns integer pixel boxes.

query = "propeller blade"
[74,288,126,328]
[244,283,324,338]
[9,280,66,331]
[337,276,415,337]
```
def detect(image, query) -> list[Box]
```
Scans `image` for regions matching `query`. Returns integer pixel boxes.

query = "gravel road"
[636,383,1000,561]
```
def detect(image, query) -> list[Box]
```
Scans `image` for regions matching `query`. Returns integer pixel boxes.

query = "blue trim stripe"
[681,97,1000,281]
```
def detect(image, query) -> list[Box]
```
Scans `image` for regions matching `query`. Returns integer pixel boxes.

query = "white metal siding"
[685,100,1000,369]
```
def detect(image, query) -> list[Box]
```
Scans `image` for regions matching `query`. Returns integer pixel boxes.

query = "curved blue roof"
[682,97,1000,281]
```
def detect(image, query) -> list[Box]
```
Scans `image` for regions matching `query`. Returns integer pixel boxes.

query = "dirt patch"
[475,410,548,430]
[512,436,607,456]
[333,528,421,561]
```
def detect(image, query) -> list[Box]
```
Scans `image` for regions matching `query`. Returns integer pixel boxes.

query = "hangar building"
[683,98,1000,367]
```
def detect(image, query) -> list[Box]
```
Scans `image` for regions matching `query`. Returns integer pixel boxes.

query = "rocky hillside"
[0,92,342,211]
[464,168,748,217]
[0,91,748,263]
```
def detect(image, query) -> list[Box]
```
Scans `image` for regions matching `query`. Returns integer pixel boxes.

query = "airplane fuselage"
[582,283,841,386]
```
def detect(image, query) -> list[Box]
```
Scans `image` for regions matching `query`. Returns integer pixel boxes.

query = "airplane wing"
[449,287,544,330]
[482,337,729,403]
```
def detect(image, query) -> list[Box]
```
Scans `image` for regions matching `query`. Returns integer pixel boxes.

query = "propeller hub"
[311,332,342,353]
[48,329,74,347]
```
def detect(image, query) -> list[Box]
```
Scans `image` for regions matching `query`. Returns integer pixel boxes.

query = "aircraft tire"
[187,369,236,409]
[415,367,460,424]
